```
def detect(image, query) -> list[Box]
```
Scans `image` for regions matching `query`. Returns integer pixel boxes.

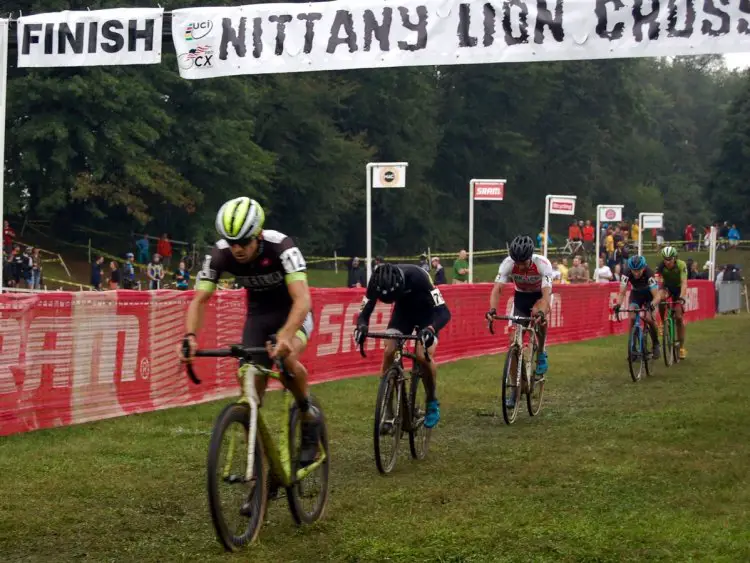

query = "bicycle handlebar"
[487,313,537,335]
[358,330,430,363]
[183,335,287,385]
[613,305,654,323]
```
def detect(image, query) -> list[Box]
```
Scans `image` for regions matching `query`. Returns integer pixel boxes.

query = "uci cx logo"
[177,46,214,70]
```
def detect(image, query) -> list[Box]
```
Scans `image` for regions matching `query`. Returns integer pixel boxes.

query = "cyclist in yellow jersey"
[179,197,321,466]
[655,246,688,359]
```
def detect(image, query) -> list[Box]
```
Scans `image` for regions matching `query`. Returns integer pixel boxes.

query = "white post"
[0,20,8,292]
[469,180,475,283]
[638,214,644,257]
[366,163,374,283]
[333,250,338,274]
[543,195,552,258]
[709,226,717,282]
[365,162,408,283]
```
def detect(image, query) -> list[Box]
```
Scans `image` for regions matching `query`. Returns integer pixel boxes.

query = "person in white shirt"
[594,256,613,283]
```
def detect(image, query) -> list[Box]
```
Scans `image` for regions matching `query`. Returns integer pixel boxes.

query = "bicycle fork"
[241,366,261,482]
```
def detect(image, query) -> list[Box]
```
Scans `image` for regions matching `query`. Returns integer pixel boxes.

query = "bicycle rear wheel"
[408,366,432,460]
[628,325,644,382]
[373,368,403,474]
[286,395,330,525]
[207,402,268,551]
[501,347,522,424]
[663,315,674,368]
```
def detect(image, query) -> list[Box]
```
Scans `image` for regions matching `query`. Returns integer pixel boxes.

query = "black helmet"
[509,235,534,263]
[368,263,405,304]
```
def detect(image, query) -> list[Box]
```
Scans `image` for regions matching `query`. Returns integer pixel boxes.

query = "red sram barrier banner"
[0,281,715,436]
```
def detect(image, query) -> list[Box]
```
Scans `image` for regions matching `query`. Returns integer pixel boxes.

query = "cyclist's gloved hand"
[180,333,197,362]
[354,324,368,346]
[419,327,436,350]
[485,308,497,321]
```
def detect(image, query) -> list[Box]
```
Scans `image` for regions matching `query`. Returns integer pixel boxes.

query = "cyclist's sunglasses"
[229,235,257,247]
[664,256,676,261]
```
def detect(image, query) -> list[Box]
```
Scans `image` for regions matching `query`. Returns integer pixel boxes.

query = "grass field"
[2,314,749,562]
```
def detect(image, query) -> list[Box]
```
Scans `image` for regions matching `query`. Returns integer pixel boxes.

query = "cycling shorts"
[629,291,654,308]
[241,310,314,367]
[387,303,439,342]
[513,291,544,318]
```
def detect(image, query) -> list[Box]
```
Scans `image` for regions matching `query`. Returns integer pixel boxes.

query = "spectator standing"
[558,257,570,284]
[31,248,42,289]
[594,256,613,283]
[537,229,551,249]
[122,253,136,289]
[568,221,583,245]
[20,247,33,288]
[728,224,740,248]
[175,261,190,290]
[90,256,104,290]
[452,250,470,283]
[3,252,15,288]
[136,234,150,264]
[157,233,173,270]
[108,261,121,290]
[583,220,595,257]
[431,257,447,285]
[630,221,640,245]
[3,220,15,257]
[347,257,366,288]
[656,227,666,248]
[418,253,430,272]
[147,254,164,290]
[568,256,589,284]
[550,259,562,284]
[684,223,695,251]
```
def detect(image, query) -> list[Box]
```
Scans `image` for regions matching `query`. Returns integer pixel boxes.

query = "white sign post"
[0,20,7,292]
[543,195,577,258]
[708,226,717,282]
[637,212,664,257]
[468,179,505,283]
[366,162,408,282]
[595,204,624,263]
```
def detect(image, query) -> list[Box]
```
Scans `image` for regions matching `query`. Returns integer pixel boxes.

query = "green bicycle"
[661,297,685,367]
[184,342,330,550]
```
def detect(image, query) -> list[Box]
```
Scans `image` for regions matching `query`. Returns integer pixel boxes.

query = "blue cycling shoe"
[424,400,440,429]
[535,351,548,378]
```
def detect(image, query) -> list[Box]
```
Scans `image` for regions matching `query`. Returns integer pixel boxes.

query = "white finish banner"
[171,0,750,79]
[17,8,164,67]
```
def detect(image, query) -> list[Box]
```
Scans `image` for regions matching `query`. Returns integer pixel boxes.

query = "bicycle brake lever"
[488,318,495,335]
[359,340,367,358]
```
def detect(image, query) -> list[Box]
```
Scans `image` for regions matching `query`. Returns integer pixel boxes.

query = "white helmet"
[215,197,265,242]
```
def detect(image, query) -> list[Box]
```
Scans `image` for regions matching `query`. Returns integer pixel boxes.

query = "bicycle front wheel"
[526,346,545,417]
[207,402,268,551]
[408,366,432,460]
[663,316,674,368]
[628,326,643,382]
[374,368,403,474]
[501,347,522,424]
[287,395,330,526]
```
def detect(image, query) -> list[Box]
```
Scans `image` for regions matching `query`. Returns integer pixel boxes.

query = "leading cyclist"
[614,255,662,359]
[655,246,688,359]
[486,235,554,388]
[354,263,452,429]
[179,197,321,466]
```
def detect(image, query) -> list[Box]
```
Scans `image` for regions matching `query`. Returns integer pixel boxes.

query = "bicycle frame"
[488,314,538,381]
[186,347,327,488]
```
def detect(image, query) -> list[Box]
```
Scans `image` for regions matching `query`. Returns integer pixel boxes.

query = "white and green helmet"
[661,246,678,259]
[215,197,265,242]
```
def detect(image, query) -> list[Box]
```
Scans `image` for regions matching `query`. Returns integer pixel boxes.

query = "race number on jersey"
[280,247,306,274]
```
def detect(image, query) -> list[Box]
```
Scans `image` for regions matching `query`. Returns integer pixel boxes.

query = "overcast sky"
[725,53,750,70]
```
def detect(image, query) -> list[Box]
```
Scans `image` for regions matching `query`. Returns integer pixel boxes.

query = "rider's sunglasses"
[664,256,675,262]
[230,236,256,247]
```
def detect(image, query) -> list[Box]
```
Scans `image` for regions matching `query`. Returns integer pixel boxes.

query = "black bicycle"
[359,331,431,475]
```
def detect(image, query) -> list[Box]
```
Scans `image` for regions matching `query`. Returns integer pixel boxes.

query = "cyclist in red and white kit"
[485,235,553,378]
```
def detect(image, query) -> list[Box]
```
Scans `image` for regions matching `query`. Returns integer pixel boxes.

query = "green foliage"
[5,28,747,254]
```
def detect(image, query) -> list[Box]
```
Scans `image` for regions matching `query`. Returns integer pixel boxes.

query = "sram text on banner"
[17,8,164,67]
[171,0,750,78]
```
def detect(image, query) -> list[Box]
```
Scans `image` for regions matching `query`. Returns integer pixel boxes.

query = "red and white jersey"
[495,254,554,293]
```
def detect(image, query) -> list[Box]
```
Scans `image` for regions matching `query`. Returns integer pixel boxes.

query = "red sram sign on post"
[472,180,505,201]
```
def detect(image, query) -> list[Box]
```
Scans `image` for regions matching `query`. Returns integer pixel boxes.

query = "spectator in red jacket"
[3,220,15,257]
[582,219,595,257]
[156,233,173,270]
